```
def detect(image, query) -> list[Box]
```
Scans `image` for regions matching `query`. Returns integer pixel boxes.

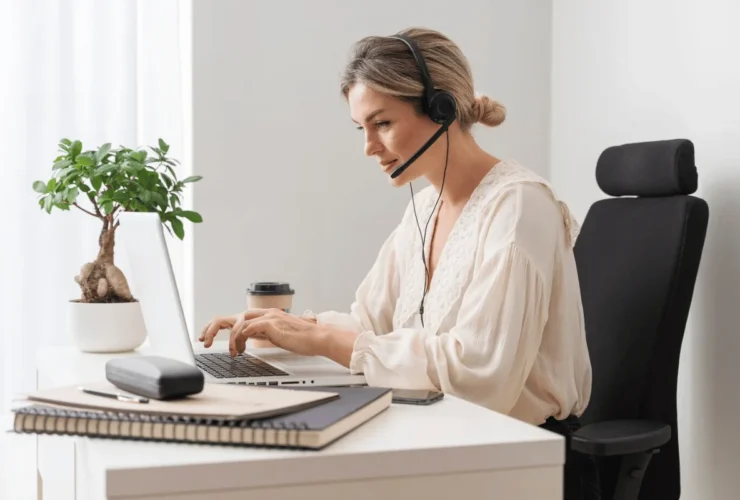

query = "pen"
[78,386,149,404]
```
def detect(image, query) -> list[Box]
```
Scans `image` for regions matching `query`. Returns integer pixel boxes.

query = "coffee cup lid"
[246,282,295,296]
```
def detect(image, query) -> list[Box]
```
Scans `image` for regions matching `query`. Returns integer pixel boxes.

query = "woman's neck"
[424,131,500,209]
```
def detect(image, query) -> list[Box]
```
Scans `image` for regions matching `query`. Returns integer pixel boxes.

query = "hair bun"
[473,94,506,127]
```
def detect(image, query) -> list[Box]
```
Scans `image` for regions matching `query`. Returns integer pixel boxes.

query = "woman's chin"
[387,169,423,188]
[387,174,404,187]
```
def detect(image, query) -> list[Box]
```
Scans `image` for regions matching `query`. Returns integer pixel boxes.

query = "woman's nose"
[364,132,382,157]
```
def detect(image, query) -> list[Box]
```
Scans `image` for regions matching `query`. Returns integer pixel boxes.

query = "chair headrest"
[596,139,697,197]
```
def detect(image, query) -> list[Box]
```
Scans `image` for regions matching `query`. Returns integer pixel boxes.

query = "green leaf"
[65,186,79,203]
[78,183,90,193]
[76,155,94,167]
[96,164,117,176]
[161,173,173,189]
[47,178,57,192]
[53,159,72,170]
[71,140,82,159]
[170,218,184,240]
[151,192,167,207]
[130,150,147,163]
[96,143,111,162]
[33,181,47,193]
[133,170,149,189]
[43,196,53,213]
[130,199,147,212]
[178,210,203,223]
[58,166,77,179]
[91,176,102,191]
[101,201,113,214]
[158,139,169,154]
[112,191,130,204]
[182,175,202,183]
[60,138,72,147]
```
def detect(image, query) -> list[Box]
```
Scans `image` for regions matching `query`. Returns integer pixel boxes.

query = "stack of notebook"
[10,382,392,450]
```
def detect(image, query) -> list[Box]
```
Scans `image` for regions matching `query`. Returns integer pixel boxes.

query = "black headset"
[387,33,457,327]
[388,34,457,126]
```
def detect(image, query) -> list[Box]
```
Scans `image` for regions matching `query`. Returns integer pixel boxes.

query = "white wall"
[551,1,740,498]
[190,0,553,335]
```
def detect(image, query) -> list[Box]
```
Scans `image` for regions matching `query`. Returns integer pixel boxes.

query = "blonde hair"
[340,27,505,132]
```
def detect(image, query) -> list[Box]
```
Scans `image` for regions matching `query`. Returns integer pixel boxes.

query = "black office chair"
[570,138,709,500]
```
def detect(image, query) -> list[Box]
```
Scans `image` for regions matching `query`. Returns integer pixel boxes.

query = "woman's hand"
[199,309,270,348]
[199,309,318,354]
[200,308,358,366]
[229,308,322,357]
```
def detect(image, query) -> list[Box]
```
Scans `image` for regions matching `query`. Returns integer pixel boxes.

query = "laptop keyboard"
[194,352,289,379]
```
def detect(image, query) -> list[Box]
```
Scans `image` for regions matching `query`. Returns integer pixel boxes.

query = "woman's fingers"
[200,316,237,347]
[240,309,270,338]
[235,320,276,355]
[229,322,242,357]
[231,309,270,340]
[201,309,272,353]
[228,309,272,356]
[234,319,269,354]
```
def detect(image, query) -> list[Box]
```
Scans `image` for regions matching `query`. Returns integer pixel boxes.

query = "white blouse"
[316,159,592,425]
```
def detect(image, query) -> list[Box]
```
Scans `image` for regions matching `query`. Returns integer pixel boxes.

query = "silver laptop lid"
[117,212,196,366]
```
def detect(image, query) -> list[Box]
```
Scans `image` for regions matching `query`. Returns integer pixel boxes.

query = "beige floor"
[1,414,37,500]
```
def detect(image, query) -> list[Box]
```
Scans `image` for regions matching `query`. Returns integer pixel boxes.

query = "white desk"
[33,343,565,500]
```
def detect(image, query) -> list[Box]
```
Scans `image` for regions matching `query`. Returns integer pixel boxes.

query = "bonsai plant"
[32,138,203,351]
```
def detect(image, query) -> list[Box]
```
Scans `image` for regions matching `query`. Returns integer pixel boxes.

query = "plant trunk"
[74,219,134,303]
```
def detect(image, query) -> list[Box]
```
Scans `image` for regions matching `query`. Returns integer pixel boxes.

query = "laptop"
[117,212,366,388]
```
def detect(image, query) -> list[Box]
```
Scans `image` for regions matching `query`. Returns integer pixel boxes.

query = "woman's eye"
[355,121,390,131]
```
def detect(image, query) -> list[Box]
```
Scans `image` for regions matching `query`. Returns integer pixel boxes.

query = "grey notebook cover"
[248,386,391,430]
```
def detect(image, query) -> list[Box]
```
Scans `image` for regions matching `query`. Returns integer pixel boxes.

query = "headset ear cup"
[428,91,457,124]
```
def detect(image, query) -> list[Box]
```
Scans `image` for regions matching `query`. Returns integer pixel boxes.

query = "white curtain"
[0,0,191,418]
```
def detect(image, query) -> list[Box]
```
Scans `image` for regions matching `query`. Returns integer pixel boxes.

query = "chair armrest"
[571,419,671,456]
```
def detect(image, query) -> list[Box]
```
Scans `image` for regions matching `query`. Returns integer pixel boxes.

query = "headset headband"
[388,34,437,112]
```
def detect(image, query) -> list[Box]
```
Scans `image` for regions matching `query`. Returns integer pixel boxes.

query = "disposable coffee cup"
[246,282,295,313]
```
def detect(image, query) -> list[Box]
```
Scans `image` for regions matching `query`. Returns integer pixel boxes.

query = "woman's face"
[348,83,444,186]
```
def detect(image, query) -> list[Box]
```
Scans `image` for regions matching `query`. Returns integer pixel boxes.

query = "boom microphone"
[390,115,454,179]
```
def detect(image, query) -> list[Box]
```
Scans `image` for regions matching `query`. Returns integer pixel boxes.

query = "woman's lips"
[382,160,398,173]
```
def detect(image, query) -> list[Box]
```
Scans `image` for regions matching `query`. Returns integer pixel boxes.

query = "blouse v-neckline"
[395,159,526,333]
[418,162,503,308]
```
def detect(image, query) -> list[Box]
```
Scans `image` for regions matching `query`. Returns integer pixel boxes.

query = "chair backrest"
[573,139,709,500]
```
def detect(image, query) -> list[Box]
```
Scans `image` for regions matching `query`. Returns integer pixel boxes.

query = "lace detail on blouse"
[394,159,580,334]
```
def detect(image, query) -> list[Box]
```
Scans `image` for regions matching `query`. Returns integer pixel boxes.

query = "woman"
[200,27,597,499]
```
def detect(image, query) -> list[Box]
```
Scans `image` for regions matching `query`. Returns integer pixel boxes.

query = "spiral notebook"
[11,386,392,450]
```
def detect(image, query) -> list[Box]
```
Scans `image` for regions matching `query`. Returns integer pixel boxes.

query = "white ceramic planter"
[66,301,147,353]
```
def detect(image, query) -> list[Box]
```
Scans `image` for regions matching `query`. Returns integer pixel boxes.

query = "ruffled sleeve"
[349,183,560,416]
